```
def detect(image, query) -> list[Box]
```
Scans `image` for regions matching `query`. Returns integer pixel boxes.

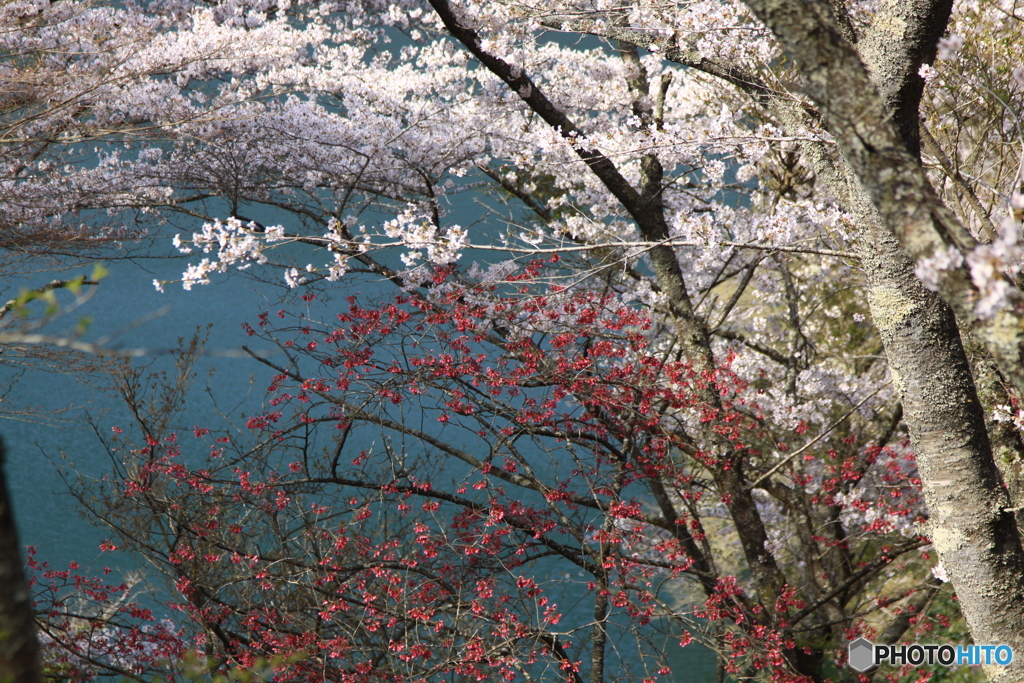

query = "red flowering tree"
[57,262,955,682]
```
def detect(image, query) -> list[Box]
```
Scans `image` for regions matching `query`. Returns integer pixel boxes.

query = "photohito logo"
[848,638,1014,672]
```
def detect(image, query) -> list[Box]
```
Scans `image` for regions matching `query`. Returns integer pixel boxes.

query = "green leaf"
[41,289,58,315]
[67,275,86,294]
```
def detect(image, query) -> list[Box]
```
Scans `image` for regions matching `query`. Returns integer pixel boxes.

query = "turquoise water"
[2,254,279,567]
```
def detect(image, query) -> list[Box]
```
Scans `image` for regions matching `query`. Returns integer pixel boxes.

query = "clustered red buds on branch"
[48,264,945,682]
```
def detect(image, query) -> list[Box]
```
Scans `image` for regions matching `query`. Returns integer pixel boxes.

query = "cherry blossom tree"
[8,0,1024,679]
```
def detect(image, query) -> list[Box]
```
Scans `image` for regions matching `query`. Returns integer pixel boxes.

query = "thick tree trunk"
[860,224,1024,682]
[800,129,1024,678]
[736,0,1024,677]
[0,436,43,683]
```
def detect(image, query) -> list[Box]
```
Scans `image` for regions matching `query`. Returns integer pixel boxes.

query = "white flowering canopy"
[6,0,1023,490]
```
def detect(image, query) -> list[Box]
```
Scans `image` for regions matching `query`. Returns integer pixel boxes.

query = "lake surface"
[2,253,280,565]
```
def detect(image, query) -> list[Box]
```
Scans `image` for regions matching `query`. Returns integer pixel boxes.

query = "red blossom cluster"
[45,265,944,682]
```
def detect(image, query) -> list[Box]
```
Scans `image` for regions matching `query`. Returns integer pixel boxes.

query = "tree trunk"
[0,436,43,683]
[860,222,1024,682]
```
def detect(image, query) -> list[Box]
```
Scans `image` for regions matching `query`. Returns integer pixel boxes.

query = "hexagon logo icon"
[848,638,876,672]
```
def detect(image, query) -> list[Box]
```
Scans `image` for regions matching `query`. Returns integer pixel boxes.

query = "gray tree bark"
[0,436,43,683]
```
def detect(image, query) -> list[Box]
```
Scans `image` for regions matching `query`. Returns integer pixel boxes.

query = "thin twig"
[749,383,891,490]
[0,278,99,321]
